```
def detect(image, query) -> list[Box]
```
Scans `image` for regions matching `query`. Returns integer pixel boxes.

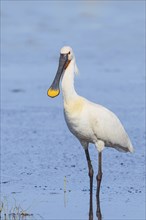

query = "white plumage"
[59,46,134,153]
[64,97,133,153]
[48,46,134,219]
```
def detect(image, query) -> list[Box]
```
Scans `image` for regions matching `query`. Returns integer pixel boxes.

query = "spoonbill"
[47,46,134,220]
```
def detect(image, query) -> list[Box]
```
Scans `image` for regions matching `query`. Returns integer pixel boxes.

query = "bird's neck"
[61,60,78,104]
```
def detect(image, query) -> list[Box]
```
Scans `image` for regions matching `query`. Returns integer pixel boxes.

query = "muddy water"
[1,1,145,219]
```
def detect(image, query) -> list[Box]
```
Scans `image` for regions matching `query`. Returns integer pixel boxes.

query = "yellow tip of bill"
[47,88,60,98]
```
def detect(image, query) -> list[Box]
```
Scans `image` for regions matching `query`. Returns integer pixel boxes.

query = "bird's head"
[60,46,74,62]
[47,46,78,98]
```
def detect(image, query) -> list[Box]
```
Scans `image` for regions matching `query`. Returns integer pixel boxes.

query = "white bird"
[47,46,134,219]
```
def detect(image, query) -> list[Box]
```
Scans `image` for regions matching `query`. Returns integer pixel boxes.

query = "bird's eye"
[68,51,71,54]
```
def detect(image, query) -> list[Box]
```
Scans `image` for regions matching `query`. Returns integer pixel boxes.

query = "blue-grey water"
[1,1,145,219]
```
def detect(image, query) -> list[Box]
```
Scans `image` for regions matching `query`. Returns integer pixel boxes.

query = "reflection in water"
[96,152,103,220]
[96,190,102,220]
[88,152,103,220]
[85,149,94,220]
[88,181,102,220]
[64,149,103,220]
[64,176,67,207]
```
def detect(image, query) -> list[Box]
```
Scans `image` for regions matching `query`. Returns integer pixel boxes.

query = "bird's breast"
[63,99,95,142]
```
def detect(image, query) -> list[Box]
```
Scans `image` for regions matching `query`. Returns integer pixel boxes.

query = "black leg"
[85,149,94,220]
[96,152,102,220]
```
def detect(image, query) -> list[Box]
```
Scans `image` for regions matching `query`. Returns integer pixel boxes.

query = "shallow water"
[1,1,145,219]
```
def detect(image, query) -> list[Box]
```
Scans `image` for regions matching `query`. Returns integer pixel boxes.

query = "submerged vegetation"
[0,198,33,220]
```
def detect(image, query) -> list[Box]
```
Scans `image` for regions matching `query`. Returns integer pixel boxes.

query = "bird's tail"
[128,140,134,153]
